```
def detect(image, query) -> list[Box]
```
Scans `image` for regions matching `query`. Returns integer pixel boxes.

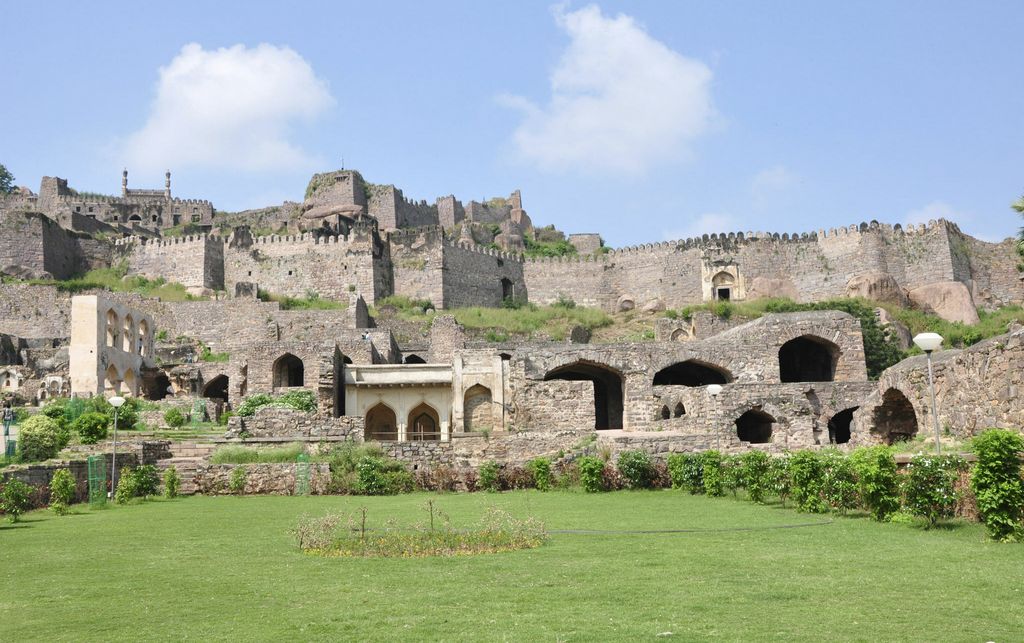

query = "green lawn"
[1,491,1021,641]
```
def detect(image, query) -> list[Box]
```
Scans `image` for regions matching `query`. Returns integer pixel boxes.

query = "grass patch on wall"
[209,442,307,464]
[257,289,348,311]
[10,263,205,302]
[879,303,1024,352]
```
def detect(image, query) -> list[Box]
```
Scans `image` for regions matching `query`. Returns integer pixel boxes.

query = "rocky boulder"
[845,272,908,306]
[907,281,980,325]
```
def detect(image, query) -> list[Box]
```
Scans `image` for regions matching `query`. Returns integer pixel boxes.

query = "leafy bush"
[577,456,606,493]
[850,446,900,521]
[554,462,580,490]
[114,465,160,504]
[218,411,235,426]
[324,443,388,494]
[667,453,704,492]
[236,394,274,417]
[617,450,655,489]
[1,479,32,522]
[739,451,772,504]
[49,468,76,515]
[790,450,828,513]
[478,461,500,492]
[72,412,109,444]
[210,442,306,464]
[85,396,140,430]
[354,456,414,495]
[164,408,186,429]
[903,454,967,528]
[236,390,316,417]
[229,467,247,494]
[17,415,64,462]
[820,449,858,514]
[527,458,552,491]
[768,454,792,506]
[721,455,744,498]
[701,451,724,496]
[969,429,1024,541]
[163,466,181,499]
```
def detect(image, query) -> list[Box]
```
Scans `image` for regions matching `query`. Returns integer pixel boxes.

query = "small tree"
[0,163,14,194]
[1,479,32,522]
[970,429,1024,541]
[478,461,500,492]
[820,449,858,514]
[904,454,967,528]
[527,457,552,491]
[790,450,828,513]
[72,412,109,445]
[164,408,186,429]
[163,465,181,499]
[49,468,76,515]
[850,446,900,521]
[616,450,655,489]
[739,451,772,504]
[17,415,64,462]
[701,450,724,496]
[229,467,247,494]
[577,456,606,493]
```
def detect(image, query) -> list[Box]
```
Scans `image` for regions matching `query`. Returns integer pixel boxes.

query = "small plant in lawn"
[353,456,414,495]
[577,456,606,493]
[790,450,829,513]
[739,451,771,504]
[49,468,76,515]
[478,461,501,492]
[114,465,160,504]
[71,412,109,444]
[163,465,181,499]
[969,429,1024,541]
[768,454,792,507]
[820,449,858,514]
[850,445,900,521]
[229,467,247,495]
[721,455,743,498]
[527,457,552,491]
[164,408,186,429]
[903,454,967,528]
[1,479,32,522]
[668,453,703,492]
[617,450,655,489]
[701,450,724,496]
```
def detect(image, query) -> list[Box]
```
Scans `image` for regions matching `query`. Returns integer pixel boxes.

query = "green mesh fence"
[192,399,207,426]
[295,453,311,496]
[64,397,86,425]
[87,455,107,506]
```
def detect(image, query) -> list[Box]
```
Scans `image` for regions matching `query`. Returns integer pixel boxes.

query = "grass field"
[1,491,1021,641]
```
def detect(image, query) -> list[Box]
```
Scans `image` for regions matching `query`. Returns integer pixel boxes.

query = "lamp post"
[108,396,125,497]
[912,333,944,455]
[706,384,723,451]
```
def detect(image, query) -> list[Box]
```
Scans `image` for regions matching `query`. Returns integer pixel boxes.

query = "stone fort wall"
[0,211,110,281]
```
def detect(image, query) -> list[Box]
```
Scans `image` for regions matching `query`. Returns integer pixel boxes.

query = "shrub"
[527,458,552,491]
[17,415,64,462]
[415,466,461,492]
[478,461,500,492]
[555,462,580,490]
[739,451,772,504]
[163,465,181,499]
[721,455,744,498]
[218,411,235,426]
[850,446,900,521]
[276,389,316,412]
[236,394,274,417]
[820,449,858,514]
[164,408,186,429]
[969,429,1024,541]
[578,456,606,493]
[49,468,76,515]
[768,454,792,506]
[903,454,967,528]
[701,451,724,496]
[617,450,655,489]
[1,479,32,522]
[72,412,109,444]
[114,465,160,504]
[790,450,828,513]
[229,467,247,494]
[354,456,414,495]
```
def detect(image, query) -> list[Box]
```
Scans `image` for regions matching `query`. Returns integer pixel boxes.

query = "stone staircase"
[155,441,220,495]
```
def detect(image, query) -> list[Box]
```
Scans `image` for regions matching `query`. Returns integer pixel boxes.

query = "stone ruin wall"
[0,211,110,281]
[121,234,224,291]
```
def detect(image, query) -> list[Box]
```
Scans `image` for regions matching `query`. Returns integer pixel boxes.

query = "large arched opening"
[828,407,857,444]
[104,364,121,395]
[463,384,493,433]
[121,369,137,397]
[122,315,134,353]
[272,353,304,388]
[203,375,229,402]
[653,359,732,387]
[106,310,119,348]
[871,389,918,444]
[365,403,398,441]
[147,373,172,401]
[712,271,735,301]
[779,335,839,383]
[735,409,775,444]
[403,354,426,364]
[407,403,441,441]
[544,360,623,430]
[138,320,150,357]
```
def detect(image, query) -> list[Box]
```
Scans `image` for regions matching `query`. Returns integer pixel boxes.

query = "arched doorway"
[404,354,426,364]
[674,402,686,417]
[106,310,119,347]
[203,375,229,401]
[500,278,514,301]
[660,405,670,420]
[828,407,857,444]
[653,360,732,386]
[712,271,735,301]
[138,320,149,357]
[147,373,172,401]
[272,353,304,387]
[544,360,623,430]
[463,384,493,432]
[407,403,440,441]
[122,315,134,353]
[871,389,917,444]
[121,369,137,397]
[104,364,121,395]
[779,335,839,383]
[735,410,774,443]
[365,403,397,441]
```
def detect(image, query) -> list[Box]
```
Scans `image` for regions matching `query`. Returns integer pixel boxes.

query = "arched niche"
[653,360,732,387]
[871,389,917,444]
[544,360,624,430]
[779,335,839,383]
[735,409,774,443]
[272,353,304,388]
[203,375,229,401]
[407,403,440,441]
[463,384,493,432]
[365,403,398,441]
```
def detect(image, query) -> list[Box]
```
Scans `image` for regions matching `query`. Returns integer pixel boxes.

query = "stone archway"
[871,389,918,444]
[828,407,858,444]
[365,403,398,441]
[653,360,732,386]
[779,335,839,383]
[407,403,440,441]
[272,353,304,388]
[544,360,624,430]
[203,375,229,402]
[735,409,775,443]
[463,384,493,433]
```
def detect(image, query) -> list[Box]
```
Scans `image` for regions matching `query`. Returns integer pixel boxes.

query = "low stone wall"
[225,407,364,440]
[193,463,330,495]
[0,452,139,509]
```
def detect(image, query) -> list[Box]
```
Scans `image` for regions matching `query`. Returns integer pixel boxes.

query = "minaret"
[121,169,128,197]
[164,170,171,199]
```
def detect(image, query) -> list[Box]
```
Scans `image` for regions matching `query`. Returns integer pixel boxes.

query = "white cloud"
[121,43,334,173]
[663,212,740,241]
[502,5,715,175]
[752,165,797,194]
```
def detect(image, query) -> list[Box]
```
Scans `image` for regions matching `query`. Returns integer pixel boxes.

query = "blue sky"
[2,1,1022,246]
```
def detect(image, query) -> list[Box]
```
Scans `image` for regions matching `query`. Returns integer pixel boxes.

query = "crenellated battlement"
[442,237,524,262]
[54,194,213,207]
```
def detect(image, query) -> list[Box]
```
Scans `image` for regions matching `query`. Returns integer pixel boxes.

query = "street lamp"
[108,395,126,497]
[912,332,944,455]
[706,384,723,451]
